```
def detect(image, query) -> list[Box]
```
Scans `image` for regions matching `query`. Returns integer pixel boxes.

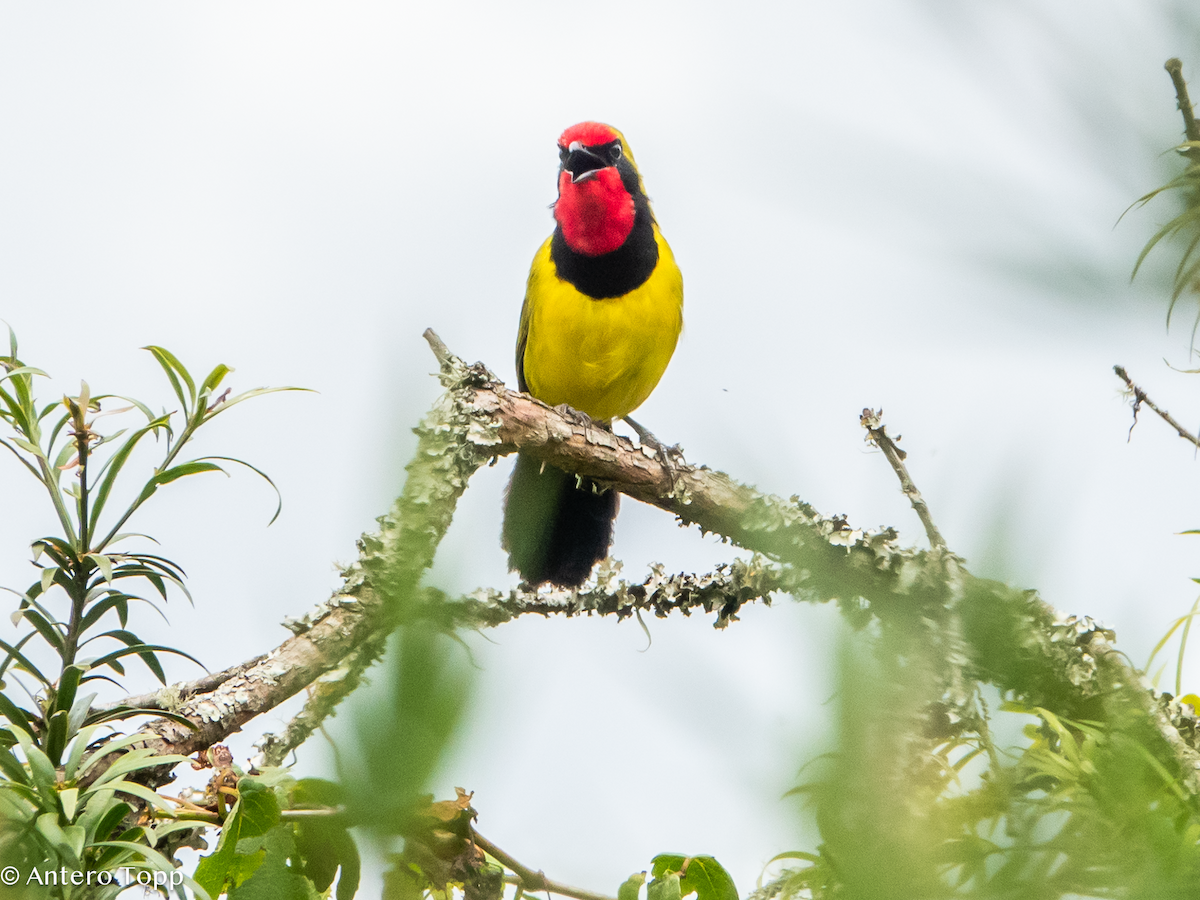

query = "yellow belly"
[519,226,683,422]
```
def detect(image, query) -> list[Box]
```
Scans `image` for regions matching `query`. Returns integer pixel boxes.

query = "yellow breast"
[518,225,683,422]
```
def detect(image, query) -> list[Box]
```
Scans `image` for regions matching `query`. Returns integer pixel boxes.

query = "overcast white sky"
[3,1,1200,895]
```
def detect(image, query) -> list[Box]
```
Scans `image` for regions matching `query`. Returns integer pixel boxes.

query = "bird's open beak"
[563,142,607,184]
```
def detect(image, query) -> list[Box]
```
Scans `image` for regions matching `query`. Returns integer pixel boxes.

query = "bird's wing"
[516,235,554,393]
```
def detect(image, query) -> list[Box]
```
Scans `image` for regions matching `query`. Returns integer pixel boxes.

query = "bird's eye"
[609,143,623,162]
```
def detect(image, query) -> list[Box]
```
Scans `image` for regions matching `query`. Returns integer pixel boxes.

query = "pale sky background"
[3,1,1200,896]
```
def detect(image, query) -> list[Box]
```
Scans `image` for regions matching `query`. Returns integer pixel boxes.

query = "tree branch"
[90,333,1200,803]
[1166,58,1200,150]
[1114,364,1200,448]
[93,653,269,715]
[472,829,617,900]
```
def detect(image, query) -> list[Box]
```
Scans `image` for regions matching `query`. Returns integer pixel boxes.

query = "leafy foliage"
[650,856,738,900]
[762,623,1200,900]
[0,330,301,744]
[0,331,303,897]
[1131,141,1200,339]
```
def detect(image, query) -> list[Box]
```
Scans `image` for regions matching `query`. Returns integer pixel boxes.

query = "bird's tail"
[502,452,618,588]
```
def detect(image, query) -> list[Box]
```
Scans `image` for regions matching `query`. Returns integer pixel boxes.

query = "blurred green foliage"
[765,608,1200,900]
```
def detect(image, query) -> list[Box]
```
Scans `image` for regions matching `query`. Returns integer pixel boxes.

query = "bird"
[502,121,683,588]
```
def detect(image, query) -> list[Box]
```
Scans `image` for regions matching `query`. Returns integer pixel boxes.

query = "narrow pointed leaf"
[142,345,195,413]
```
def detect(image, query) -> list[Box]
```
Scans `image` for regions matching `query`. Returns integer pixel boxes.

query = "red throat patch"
[554,168,635,256]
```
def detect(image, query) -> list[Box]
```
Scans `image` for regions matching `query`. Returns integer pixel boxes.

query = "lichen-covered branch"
[254,643,376,768]
[98,333,1200,802]
[91,346,498,785]
[437,554,791,631]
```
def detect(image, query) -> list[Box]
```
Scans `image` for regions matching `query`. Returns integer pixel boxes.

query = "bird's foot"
[622,415,682,495]
[553,403,610,431]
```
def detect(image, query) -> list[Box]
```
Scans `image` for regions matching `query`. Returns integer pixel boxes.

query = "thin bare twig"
[256,643,377,768]
[860,408,947,552]
[472,828,617,900]
[1114,365,1200,448]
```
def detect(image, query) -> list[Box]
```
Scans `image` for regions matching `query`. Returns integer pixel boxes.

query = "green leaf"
[87,639,205,684]
[78,796,132,845]
[227,824,319,900]
[0,744,31,785]
[619,872,648,900]
[79,593,137,632]
[53,664,84,716]
[651,856,737,900]
[194,814,244,897]
[45,710,69,766]
[84,749,190,788]
[13,729,58,808]
[154,819,210,844]
[124,460,227,522]
[647,872,681,900]
[88,778,177,815]
[0,436,42,478]
[194,455,285,525]
[86,412,176,533]
[198,363,233,406]
[22,608,66,656]
[91,839,214,900]
[62,724,98,781]
[142,345,196,415]
[32,536,73,566]
[202,385,312,425]
[195,788,282,898]
[0,637,51,687]
[39,565,57,596]
[65,689,97,736]
[238,781,283,839]
[37,811,80,863]
[83,705,197,731]
[10,436,42,456]
[58,786,79,821]
[0,364,48,384]
[87,552,114,585]
[0,689,36,735]
[292,779,359,898]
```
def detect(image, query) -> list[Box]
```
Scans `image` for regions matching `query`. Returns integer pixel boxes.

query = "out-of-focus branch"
[1166,58,1200,154]
[255,643,375,768]
[472,829,616,900]
[1114,364,1200,448]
